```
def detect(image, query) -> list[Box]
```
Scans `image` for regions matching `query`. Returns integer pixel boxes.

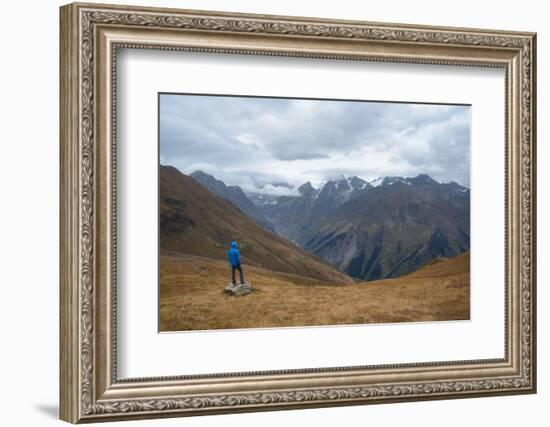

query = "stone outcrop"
[224,282,253,296]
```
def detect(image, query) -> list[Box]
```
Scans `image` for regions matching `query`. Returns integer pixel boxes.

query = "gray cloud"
[160,94,470,192]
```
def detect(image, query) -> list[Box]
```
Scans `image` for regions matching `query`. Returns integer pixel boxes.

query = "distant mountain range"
[160,166,354,284]
[168,167,470,281]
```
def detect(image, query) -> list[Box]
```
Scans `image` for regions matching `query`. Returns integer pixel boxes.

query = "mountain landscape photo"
[159,93,471,331]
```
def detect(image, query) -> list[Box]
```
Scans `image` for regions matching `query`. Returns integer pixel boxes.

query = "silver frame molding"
[60,2,537,423]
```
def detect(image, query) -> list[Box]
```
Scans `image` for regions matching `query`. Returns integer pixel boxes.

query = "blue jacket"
[228,241,241,267]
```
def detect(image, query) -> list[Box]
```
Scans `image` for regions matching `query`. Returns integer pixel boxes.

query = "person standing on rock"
[228,241,245,285]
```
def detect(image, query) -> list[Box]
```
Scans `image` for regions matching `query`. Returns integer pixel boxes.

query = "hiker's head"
[231,241,238,249]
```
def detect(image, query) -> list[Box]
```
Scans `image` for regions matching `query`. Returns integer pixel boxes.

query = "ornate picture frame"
[60,2,536,423]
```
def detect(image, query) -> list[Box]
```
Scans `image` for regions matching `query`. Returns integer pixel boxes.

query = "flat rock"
[224,282,253,297]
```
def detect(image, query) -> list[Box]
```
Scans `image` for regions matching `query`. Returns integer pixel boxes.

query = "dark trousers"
[231,265,244,285]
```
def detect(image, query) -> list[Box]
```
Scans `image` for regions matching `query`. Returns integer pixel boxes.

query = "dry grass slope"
[160,251,470,332]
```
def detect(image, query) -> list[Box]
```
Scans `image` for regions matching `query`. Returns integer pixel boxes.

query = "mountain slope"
[300,179,470,280]
[259,193,317,237]
[160,165,353,284]
[190,170,276,232]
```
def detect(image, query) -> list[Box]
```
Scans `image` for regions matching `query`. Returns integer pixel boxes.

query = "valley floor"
[159,252,470,332]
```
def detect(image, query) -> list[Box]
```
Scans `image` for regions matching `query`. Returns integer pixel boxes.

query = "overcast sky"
[160,94,470,195]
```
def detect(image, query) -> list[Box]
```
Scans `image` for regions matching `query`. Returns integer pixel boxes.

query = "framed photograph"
[60,2,537,423]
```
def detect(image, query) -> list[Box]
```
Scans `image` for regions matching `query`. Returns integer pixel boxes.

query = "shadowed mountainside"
[299,178,470,280]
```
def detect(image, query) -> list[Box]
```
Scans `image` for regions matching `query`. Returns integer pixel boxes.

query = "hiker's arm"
[236,251,241,264]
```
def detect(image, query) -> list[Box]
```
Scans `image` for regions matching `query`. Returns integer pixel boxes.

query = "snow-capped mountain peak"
[370,174,440,187]
[370,177,384,187]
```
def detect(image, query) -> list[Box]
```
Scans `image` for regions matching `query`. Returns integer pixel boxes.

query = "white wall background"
[0,0,545,426]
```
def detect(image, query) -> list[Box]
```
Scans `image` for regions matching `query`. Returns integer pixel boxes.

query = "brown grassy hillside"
[160,165,353,284]
[159,251,470,332]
